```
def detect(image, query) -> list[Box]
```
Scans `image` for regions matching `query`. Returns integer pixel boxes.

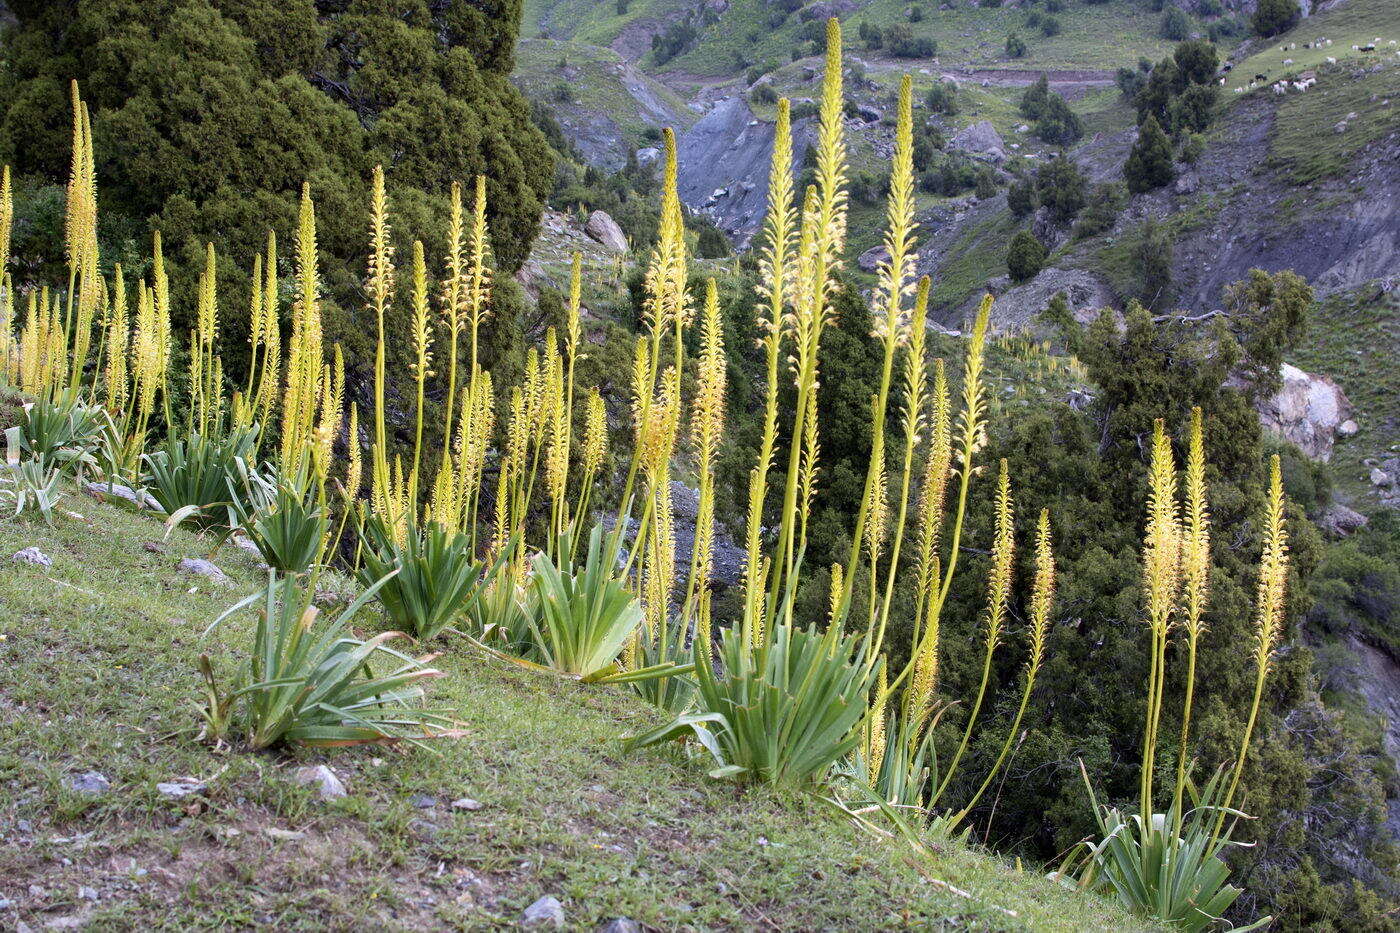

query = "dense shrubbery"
[1019,74,1083,144]
[1072,181,1127,239]
[1007,229,1047,281]
[1124,115,1176,193]
[1034,155,1086,225]
[1253,0,1301,37]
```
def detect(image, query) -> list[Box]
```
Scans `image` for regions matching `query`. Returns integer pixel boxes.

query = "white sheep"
[1327,56,1337,64]
[1283,58,1294,65]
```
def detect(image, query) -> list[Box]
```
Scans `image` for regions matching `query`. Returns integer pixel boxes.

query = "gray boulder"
[950,120,1006,163]
[858,244,890,273]
[177,558,231,584]
[11,547,52,568]
[584,210,629,253]
[521,895,565,928]
[66,771,110,795]
[1254,363,1353,462]
[294,765,347,801]
[1316,502,1369,537]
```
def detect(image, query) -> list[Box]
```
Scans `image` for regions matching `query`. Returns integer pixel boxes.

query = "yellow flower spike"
[255,230,282,426]
[440,179,466,453]
[344,402,363,503]
[105,264,129,414]
[1173,406,1212,830]
[950,508,1055,830]
[1139,417,1181,820]
[740,96,795,631]
[1213,454,1289,845]
[408,239,432,507]
[464,175,493,380]
[683,279,727,622]
[282,183,324,475]
[867,666,888,785]
[930,458,1014,809]
[367,165,396,517]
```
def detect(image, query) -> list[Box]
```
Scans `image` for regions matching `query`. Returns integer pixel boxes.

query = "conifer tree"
[1124,115,1175,193]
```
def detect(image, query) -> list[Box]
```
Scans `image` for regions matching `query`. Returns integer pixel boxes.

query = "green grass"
[525,0,1184,77]
[1288,291,1400,506]
[931,209,1020,313]
[1264,59,1400,184]
[1224,0,1400,94]
[513,38,695,143]
[0,484,1152,929]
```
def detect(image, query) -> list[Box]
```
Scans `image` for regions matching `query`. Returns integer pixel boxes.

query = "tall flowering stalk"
[1172,406,1211,832]
[929,459,1014,809]
[254,231,281,428]
[281,184,324,475]
[1140,419,1181,822]
[683,279,727,650]
[768,20,846,620]
[1211,454,1289,846]
[366,166,398,527]
[64,82,99,394]
[104,265,129,414]
[950,509,1055,828]
[0,165,14,384]
[857,76,920,660]
[407,240,433,504]
[739,96,795,644]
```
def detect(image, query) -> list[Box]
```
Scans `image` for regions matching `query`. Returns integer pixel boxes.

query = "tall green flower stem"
[1210,455,1288,847]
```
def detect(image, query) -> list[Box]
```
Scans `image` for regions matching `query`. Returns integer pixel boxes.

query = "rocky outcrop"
[980,267,1116,331]
[1255,363,1354,461]
[858,245,890,273]
[676,97,814,243]
[949,120,1006,163]
[797,0,858,21]
[585,210,629,253]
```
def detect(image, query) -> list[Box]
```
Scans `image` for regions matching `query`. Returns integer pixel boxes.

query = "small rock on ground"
[84,481,161,511]
[450,797,484,811]
[156,778,205,799]
[11,547,52,567]
[294,765,347,800]
[410,793,438,809]
[66,771,110,795]
[596,920,642,933]
[521,895,565,928]
[176,558,230,583]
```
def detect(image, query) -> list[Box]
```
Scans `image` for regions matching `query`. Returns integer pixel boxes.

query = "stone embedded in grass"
[410,793,438,809]
[450,797,484,811]
[264,827,305,841]
[596,919,641,933]
[521,895,565,929]
[11,547,52,568]
[294,765,347,801]
[83,482,161,511]
[65,771,110,795]
[175,558,230,583]
[156,777,205,799]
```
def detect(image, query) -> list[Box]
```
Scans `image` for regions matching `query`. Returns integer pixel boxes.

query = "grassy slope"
[1223,0,1400,94]
[525,0,1180,75]
[0,489,1149,930]
[514,38,696,143]
[1289,291,1400,505]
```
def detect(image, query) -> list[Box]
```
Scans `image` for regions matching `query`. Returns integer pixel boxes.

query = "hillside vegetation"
[0,482,1148,930]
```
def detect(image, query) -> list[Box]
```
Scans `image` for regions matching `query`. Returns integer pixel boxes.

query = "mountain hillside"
[0,472,1149,931]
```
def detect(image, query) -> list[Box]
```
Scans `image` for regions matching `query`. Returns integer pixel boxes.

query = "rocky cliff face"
[1254,363,1355,461]
[675,97,814,246]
